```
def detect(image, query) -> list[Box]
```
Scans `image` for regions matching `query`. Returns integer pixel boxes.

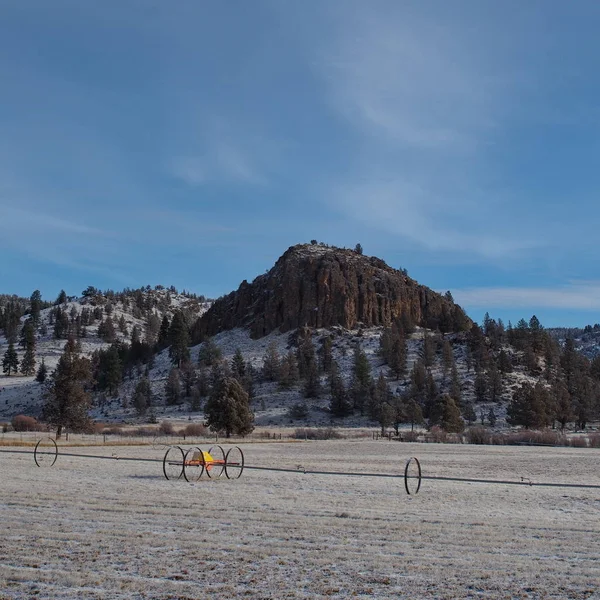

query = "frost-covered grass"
[1,442,599,599]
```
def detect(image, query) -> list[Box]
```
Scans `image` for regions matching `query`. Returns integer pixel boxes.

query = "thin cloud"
[453,282,600,311]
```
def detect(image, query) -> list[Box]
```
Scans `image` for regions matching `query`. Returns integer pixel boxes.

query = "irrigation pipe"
[2,447,600,491]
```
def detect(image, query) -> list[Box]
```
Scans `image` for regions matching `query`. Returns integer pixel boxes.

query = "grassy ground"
[1,441,599,599]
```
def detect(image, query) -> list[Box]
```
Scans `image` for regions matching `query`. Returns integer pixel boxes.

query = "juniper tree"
[204,375,254,437]
[43,337,92,438]
[430,394,464,433]
[278,350,299,389]
[231,348,246,378]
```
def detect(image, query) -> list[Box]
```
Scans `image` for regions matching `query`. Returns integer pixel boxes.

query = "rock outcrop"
[194,244,470,339]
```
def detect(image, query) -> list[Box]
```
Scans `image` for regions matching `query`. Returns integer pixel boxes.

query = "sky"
[1,1,600,328]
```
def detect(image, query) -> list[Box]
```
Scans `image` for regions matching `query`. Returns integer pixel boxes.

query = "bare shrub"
[102,426,123,436]
[1,422,11,433]
[158,421,174,435]
[588,433,600,448]
[402,431,419,442]
[429,426,447,443]
[568,436,588,448]
[181,423,207,437]
[493,430,567,446]
[131,426,155,437]
[11,415,42,432]
[466,426,491,445]
[293,427,342,440]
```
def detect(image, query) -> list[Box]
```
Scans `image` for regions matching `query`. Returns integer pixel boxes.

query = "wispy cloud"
[453,282,600,311]
[311,4,529,260]
[171,139,266,187]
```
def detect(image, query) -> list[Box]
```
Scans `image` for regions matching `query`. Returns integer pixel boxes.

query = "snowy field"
[1,442,599,599]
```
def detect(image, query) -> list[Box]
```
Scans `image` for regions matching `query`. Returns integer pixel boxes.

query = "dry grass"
[0,442,599,599]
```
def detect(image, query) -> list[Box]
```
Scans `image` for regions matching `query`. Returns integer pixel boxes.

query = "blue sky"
[2,1,600,328]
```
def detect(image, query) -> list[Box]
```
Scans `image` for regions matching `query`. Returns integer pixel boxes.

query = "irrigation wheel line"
[163,445,185,481]
[206,445,226,479]
[183,447,205,483]
[224,446,245,480]
[404,457,422,495]
[34,437,58,467]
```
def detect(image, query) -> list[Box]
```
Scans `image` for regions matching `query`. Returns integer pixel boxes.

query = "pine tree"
[442,339,454,376]
[133,378,152,415]
[2,343,19,375]
[55,290,67,305]
[350,345,372,414]
[204,375,254,437]
[486,363,503,402]
[165,368,181,405]
[168,311,190,367]
[20,320,36,376]
[36,358,48,384]
[319,336,333,373]
[462,402,477,425]
[157,315,170,350]
[231,348,246,378]
[474,370,487,403]
[99,345,122,396]
[303,358,321,398]
[98,317,116,343]
[30,290,42,325]
[329,359,352,417]
[388,333,407,380]
[553,380,572,430]
[180,360,196,398]
[278,350,299,389]
[43,337,92,438]
[450,363,462,406]
[421,333,435,367]
[261,341,280,382]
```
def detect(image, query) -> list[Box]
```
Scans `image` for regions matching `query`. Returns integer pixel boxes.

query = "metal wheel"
[163,446,185,480]
[225,446,244,479]
[183,446,205,482]
[404,456,422,495]
[206,445,225,479]
[34,438,58,467]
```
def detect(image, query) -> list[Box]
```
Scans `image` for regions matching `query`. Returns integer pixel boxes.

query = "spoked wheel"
[404,456,422,495]
[225,446,244,479]
[183,447,206,482]
[163,446,185,481]
[206,445,225,479]
[34,438,58,467]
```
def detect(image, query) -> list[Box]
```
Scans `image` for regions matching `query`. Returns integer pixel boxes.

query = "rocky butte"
[193,243,470,340]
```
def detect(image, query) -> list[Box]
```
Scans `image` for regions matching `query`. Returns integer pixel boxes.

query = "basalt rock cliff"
[194,244,470,339]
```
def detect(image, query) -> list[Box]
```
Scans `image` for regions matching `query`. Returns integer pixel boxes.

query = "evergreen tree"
[157,315,170,350]
[180,360,196,398]
[42,337,92,438]
[198,337,222,367]
[474,370,487,403]
[98,345,122,396]
[403,397,424,432]
[506,382,549,429]
[231,348,246,378]
[350,344,372,414]
[133,378,152,415]
[204,375,254,437]
[55,290,67,305]
[278,350,299,389]
[303,358,321,398]
[430,394,464,433]
[553,380,572,430]
[450,364,462,406]
[261,341,280,382]
[20,343,36,376]
[486,363,503,403]
[388,333,407,380]
[296,328,317,379]
[329,359,352,417]
[98,317,116,343]
[168,311,190,367]
[165,368,181,405]
[420,333,435,367]
[2,343,19,375]
[498,349,512,373]
[53,307,69,339]
[29,290,42,325]
[462,402,477,425]
[442,339,454,376]
[36,358,48,384]
[487,406,497,427]
[318,336,333,373]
